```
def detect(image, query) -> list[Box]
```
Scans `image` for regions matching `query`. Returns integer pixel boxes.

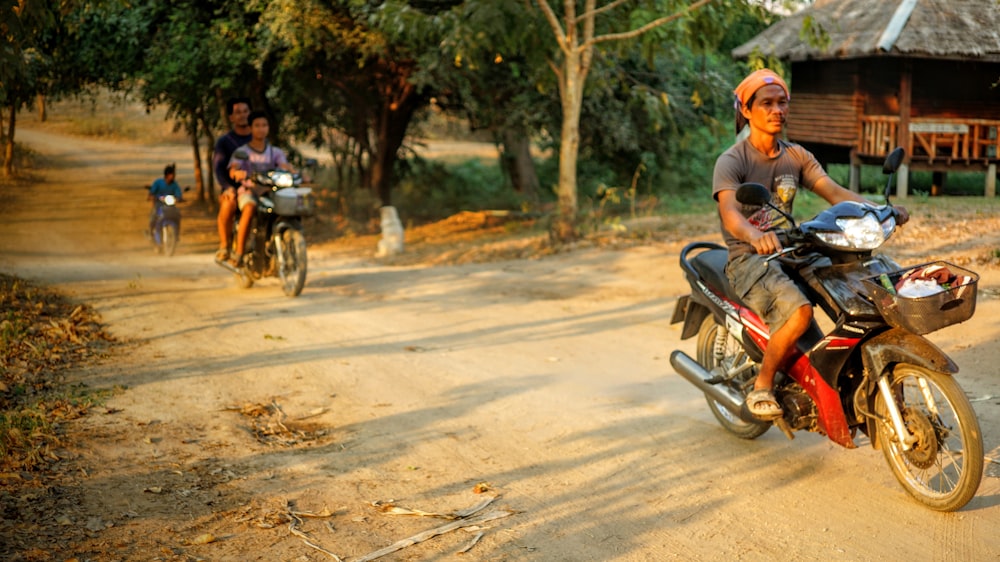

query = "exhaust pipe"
[670,350,757,424]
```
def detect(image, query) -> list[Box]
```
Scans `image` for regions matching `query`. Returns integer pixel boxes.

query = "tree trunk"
[200,117,216,205]
[188,114,204,202]
[370,77,422,207]
[4,105,16,178]
[36,94,47,122]
[500,129,539,202]
[552,47,584,243]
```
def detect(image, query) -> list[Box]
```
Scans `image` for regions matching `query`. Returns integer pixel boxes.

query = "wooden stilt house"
[733,0,1000,196]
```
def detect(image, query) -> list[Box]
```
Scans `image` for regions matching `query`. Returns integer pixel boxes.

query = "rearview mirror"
[736,182,771,206]
[882,147,905,174]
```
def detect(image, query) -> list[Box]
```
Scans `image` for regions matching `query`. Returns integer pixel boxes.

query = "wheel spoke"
[917,377,942,419]
[876,365,983,510]
[695,317,769,439]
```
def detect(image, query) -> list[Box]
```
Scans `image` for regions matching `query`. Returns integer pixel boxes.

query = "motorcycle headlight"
[814,212,892,250]
[272,171,294,188]
[163,195,176,205]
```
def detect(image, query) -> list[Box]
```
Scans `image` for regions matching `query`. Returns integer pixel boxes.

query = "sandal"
[215,248,230,263]
[746,388,783,420]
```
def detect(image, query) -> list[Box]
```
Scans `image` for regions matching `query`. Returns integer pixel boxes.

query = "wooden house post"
[848,148,861,193]
[896,62,913,197]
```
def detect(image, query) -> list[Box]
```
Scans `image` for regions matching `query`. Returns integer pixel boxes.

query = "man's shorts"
[726,253,809,332]
[237,186,257,211]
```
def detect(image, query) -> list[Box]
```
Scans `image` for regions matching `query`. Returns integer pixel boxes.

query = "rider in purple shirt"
[225,110,296,268]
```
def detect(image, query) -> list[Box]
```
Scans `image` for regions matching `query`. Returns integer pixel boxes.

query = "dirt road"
[3,127,1000,561]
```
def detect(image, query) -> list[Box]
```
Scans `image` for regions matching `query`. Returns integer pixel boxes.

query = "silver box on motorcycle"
[274,187,315,217]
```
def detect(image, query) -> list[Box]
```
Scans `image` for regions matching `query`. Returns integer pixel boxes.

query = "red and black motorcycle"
[670,148,983,511]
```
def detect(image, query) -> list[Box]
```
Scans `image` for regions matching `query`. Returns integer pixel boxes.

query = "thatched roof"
[733,0,1000,63]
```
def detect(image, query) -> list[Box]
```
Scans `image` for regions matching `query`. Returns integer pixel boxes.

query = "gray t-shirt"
[712,139,829,259]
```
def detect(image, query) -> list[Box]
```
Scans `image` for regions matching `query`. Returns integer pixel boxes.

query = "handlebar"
[761,227,808,261]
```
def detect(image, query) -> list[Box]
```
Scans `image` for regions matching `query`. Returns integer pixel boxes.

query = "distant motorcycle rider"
[214,97,252,264]
[148,163,183,252]
[226,110,297,268]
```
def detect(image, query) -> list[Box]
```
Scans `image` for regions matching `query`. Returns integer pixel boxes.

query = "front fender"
[274,217,302,235]
[860,328,958,378]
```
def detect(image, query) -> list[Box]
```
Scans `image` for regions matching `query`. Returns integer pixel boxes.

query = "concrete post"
[896,164,909,198]
[987,163,997,197]
[376,206,405,257]
[849,163,861,193]
[849,149,861,193]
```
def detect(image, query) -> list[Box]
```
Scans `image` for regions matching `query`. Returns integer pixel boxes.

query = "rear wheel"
[875,364,983,511]
[236,268,254,289]
[276,228,307,297]
[695,315,770,439]
[162,224,178,257]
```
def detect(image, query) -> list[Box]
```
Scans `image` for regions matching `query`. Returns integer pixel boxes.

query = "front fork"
[272,219,301,272]
[876,375,917,450]
[859,328,958,451]
[875,372,944,451]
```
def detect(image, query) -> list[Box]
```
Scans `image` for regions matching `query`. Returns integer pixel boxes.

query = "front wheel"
[695,315,770,439]
[276,228,307,297]
[874,364,983,511]
[162,224,178,257]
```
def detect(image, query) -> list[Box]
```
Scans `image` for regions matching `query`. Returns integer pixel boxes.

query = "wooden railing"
[858,116,1000,163]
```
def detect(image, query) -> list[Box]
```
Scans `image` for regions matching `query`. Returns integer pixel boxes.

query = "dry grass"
[0,274,117,475]
[21,92,187,145]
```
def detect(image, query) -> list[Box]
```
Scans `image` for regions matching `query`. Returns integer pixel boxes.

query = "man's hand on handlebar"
[750,229,783,255]
[230,167,248,183]
[893,205,910,225]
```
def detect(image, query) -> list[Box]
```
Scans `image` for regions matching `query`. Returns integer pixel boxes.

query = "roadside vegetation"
[0,274,117,478]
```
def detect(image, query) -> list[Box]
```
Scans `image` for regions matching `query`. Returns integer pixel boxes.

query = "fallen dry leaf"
[188,533,216,545]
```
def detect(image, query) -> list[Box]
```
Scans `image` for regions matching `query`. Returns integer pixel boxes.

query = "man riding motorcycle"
[225,110,297,269]
[712,68,909,419]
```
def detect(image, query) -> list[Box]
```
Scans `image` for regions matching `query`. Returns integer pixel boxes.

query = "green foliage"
[393,157,527,221]
[61,1,150,92]
[0,385,116,472]
[827,163,995,197]
[800,14,831,51]
[1,310,28,353]
[40,0,786,217]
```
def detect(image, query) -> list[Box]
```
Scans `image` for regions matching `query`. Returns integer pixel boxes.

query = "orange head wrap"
[734,69,789,109]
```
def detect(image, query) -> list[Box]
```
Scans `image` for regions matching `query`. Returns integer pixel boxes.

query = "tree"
[533,0,717,241]
[260,0,447,207]
[0,0,59,177]
[136,1,258,203]
[431,2,557,203]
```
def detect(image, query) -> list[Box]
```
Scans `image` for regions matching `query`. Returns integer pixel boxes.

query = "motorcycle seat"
[690,248,746,306]
[691,247,825,350]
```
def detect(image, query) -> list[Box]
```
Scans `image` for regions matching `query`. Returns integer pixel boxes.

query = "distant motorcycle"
[149,187,189,256]
[216,169,314,297]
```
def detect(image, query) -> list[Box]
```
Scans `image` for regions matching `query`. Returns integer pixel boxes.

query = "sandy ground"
[2,127,1000,561]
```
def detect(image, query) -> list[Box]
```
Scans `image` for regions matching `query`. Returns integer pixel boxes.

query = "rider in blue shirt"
[150,163,183,200]
[148,164,183,250]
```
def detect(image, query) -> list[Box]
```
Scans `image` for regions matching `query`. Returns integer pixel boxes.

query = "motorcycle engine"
[778,383,817,431]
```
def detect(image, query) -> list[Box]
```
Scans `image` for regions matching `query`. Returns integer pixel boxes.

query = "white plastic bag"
[896,278,944,298]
